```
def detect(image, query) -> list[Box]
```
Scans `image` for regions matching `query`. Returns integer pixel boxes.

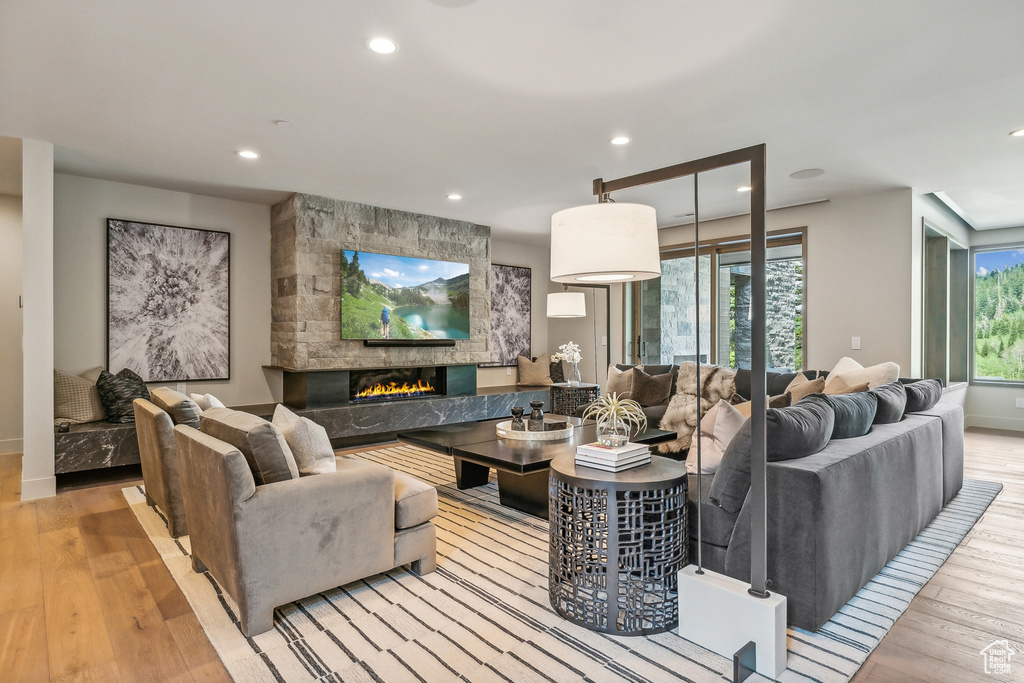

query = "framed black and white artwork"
[107,218,230,382]
[481,263,531,367]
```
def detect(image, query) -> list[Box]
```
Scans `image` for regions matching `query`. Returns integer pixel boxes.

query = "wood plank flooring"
[0,428,1020,682]
[854,427,1024,683]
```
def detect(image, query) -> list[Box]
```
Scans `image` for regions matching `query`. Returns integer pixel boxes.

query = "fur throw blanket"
[658,363,738,453]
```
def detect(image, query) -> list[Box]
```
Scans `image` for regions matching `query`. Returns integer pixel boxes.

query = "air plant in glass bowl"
[582,392,648,448]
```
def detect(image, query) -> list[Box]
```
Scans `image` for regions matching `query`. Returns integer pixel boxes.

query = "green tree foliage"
[975,261,1024,380]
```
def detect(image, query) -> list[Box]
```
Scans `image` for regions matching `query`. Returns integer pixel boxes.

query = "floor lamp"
[552,144,786,680]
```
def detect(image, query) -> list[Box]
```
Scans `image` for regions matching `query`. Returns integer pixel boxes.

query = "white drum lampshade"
[546,291,586,318]
[550,203,661,283]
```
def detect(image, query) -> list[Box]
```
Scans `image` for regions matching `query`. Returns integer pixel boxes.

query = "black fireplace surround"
[282,364,478,409]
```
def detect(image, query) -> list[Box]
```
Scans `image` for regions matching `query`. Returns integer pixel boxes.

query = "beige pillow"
[825,378,870,395]
[733,393,792,418]
[824,356,900,392]
[604,364,637,398]
[786,375,825,403]
[54,368,107,425]
[517,354,553,386]
[272,405,337,476]
[687,399,746,474]
[190,392,226,411]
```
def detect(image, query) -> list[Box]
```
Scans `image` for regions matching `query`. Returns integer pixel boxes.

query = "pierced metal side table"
[548,454,688,635]
[550,382,600,417]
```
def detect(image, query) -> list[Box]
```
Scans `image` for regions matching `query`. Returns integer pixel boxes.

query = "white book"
[576,442,649,460]
[575,455,651,472]
[575,452,651,467]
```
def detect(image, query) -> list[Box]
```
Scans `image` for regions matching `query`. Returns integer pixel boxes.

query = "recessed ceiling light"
[369,37,398,54]
[610,136,630,145]
[1011,128,1024,137]
[274,120,292,127]
[447,194,462,200]
[737,186,752,192]
[237,150,260,159]
[790,168,824,179]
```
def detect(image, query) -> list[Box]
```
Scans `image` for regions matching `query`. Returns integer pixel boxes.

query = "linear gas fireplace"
[350,367,444,403]
[278,364,478,409]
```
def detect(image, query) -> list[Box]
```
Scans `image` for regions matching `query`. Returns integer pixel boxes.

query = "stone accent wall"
[271,193,491,369]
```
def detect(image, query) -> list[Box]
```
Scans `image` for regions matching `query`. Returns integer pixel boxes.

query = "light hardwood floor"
[0,428,1020,682]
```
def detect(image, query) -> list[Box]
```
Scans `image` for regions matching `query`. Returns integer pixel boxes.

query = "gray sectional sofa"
[688,401,964,631]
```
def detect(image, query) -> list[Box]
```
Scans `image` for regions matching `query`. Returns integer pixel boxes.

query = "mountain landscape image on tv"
[340,250,470,340]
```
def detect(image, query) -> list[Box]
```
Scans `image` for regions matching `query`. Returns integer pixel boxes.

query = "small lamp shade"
[547,291,587,318]
[550,203,661,283]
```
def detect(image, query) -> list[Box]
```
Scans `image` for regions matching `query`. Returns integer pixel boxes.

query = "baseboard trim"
[0,438,23,455]
[966,414,1024,432]
[21,475,56,500]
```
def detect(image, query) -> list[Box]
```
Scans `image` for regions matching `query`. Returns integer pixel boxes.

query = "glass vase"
[567,361,582,387]
[597,415,630,448]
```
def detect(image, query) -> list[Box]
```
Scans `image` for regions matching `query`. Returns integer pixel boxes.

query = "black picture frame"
[106,218,230,382]
[480,263,532,367]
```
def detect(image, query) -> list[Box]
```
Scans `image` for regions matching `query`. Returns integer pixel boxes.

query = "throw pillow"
[629,367,673,407]
[815,391,877,439]
[96,369,150,423]
[200,407,299,485]
[733,393,791,418]
[735,369,819,401]
[899,378,943,413]
[766,394,834,462]
[190,393,226,411]
[272,404,337,476]
[707,420,754,513]
[605,364,636,398]
[785,375,825,404]
[79,366,104,383]
[870,382,907,424]
[687,399,746,475]
[549,359,565,384]
[824,377,870,395]
[517,354,553,386]
[823,356,900,392]
[150,387,202,429]
[54,368,107,425]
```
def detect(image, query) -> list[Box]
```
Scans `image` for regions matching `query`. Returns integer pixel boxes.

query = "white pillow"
[189,393,226,411]
[272,404,337,476]
[824,356,900,391]
[686,399,746,475]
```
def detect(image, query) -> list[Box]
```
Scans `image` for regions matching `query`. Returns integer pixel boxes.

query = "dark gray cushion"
[870,382,907,424]
[96,369,150,423]
[708,421,753,513]
[200,407,299,485]
[767,394,834,462]
[630,367,673,407]
[815,391,877,439]
[549,359,565,383]
[899,378,942,413]
[686,473,738,547]
[150,386,201,429]
[642,403,668,425]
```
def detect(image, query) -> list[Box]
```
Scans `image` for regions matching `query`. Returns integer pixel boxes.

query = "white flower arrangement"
[551,341,582,365]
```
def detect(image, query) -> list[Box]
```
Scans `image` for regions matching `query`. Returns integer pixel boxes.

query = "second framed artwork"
[481,263,532,367]
[107,218,230,382]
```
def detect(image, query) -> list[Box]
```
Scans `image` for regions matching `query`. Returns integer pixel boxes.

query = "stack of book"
[575,442,651,472]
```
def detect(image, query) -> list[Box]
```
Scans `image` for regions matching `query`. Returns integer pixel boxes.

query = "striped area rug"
[123,444,1001,683]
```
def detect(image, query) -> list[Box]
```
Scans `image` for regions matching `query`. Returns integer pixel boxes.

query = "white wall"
[657,188,915,374]
[53,174,275,406]
[0,194,23,454]
[966,223,1024,430]
[478,238,551,388]
[22,140,55,499]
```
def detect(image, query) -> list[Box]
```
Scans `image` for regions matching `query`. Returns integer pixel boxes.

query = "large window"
[627,230,806,370]
[973,245,1024,383]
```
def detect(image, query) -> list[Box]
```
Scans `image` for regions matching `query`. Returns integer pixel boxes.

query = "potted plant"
[583,392,648,447]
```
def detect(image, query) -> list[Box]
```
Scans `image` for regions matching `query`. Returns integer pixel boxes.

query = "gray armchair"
[173,420,438,636]
[133,398,188,537]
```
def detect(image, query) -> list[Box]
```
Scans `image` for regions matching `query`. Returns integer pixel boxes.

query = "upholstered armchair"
[133,398,188,537]
[173,415,438,637]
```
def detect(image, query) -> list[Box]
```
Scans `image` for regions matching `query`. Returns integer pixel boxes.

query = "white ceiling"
[1,0,1023,243]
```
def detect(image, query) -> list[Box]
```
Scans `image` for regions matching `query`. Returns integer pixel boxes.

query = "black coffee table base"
[454,456,549,519]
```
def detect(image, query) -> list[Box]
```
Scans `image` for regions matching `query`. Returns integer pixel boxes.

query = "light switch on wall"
[851,337,861,350]
[601,336,607,346]
[506,367,511,376]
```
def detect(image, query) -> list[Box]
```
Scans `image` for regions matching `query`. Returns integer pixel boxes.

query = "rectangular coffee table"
[398,417,675,519]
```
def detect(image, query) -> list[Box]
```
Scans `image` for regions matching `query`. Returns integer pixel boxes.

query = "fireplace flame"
[354,378,437,401]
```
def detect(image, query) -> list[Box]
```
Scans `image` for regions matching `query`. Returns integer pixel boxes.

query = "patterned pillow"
[54,368,107,425]
[96,369,150,423]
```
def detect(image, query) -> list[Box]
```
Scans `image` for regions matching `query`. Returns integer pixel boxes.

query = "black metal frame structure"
[591,143,770,597]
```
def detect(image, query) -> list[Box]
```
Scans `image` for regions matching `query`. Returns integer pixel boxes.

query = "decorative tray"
[495,420,574,441]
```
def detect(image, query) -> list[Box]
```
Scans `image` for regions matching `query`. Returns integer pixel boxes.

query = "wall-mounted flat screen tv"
[340,250,470,340]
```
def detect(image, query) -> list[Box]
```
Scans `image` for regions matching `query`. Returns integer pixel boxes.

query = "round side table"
[550,382,600,417]
[548,454,688,635]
